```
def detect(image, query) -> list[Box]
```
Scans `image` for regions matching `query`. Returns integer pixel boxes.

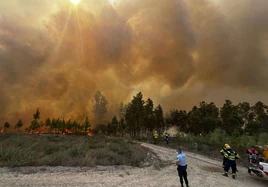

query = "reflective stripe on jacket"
[224,150,239,161]
[220,148,228,158]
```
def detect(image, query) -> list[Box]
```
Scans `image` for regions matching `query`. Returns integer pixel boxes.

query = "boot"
[248,168,251,174]
[232,174,236,179]
[222,173,228,177]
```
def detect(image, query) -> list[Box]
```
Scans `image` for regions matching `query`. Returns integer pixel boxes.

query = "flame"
[88,130,92,136]
[65,128,74,134]
[1,129,5,133]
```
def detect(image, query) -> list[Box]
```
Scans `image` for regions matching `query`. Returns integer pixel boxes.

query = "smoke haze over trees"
[1,91,268,137]
[1,0,268,125]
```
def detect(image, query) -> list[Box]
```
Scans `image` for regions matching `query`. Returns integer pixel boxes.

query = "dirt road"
[0,143,267,187]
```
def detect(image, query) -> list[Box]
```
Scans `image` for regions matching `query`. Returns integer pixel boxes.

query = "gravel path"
[0,143,267,187]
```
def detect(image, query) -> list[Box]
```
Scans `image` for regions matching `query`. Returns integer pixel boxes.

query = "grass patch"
[0,133,149,167]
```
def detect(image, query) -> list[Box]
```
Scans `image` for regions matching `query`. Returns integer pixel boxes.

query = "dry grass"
[0,133,150,167]
[200,166,223,173]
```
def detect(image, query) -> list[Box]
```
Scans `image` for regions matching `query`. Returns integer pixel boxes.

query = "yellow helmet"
[225,144,231,149]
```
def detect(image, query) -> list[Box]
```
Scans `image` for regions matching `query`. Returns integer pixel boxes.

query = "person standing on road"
[220,144,229,167]
[222,145,239,179]
[176,148,189,187]
[153,130,158,144]
[246,145,259,164]
[164,132,171,145]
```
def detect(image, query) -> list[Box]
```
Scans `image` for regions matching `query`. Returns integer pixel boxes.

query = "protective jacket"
[224,149,239,161]
[220,148,228,158]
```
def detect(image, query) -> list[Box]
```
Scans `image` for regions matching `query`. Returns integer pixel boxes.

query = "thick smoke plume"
[0,0,268,125]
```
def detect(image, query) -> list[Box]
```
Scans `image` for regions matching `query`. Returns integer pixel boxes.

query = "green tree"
[29,108,41,132]
[144,98,155,135]
[125,92,145,137]
[125,103,136,136]
[188,102,220,135]
[4,122,10,131]
[220,100,243,135]
[118,118,126,136]
[50,118,58,133]
[15,119,23,132]
[154,104,165,134]
[33,108,40,120]
[58,119,66,133]
[165,109,179,126]
[82,117,91,132]
[252,101,268,133]
[200,102,221,134]
[72,120,80,132]
[66,119,73,130]
[93,91,108,124]
[29,120,40,132]
[176,110,189,132]
[245,121,261,135]
[237,102,254,129]
[188,106,203,135]
[45,118,51,132]
[118,102,126,120]
[108,116,119,135]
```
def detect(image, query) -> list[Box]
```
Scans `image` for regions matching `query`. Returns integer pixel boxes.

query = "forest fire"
[65,129,74,134]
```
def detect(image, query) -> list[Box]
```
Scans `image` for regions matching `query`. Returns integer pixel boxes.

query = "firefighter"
[263,145,268,162]
[220,144,229,167]
[246,145,259,164]
[153,130,158,144]
[222,145,239,179]
[164,132,171,145]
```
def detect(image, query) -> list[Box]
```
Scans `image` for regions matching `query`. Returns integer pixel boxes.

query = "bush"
[207,128,228,146]
[0,133,150,167]
[258,133,268,145]
[170,129,264,162]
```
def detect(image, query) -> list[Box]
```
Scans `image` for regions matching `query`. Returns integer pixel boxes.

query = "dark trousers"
[222,157,227,166]
[224,160,237,174]
[165,137,170,144]
[177,165,189,186]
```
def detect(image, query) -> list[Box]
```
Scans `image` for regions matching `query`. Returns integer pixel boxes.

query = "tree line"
[1,90,108,134]
[105,93,268,137]
[104,92,165,137]
[165,100,268,136]
[2,91,268,136]
[2,108,91,134]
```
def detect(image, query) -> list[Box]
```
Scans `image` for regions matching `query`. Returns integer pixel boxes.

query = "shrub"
[0,133,150,167]
[258,133,268,145]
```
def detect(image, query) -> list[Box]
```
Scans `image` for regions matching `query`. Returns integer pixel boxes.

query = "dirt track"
[0,143,267,187]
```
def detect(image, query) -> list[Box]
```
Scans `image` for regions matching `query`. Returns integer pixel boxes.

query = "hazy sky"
[0,0,268,124]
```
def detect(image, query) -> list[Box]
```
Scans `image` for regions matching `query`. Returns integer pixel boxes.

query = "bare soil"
[0,143,267,187]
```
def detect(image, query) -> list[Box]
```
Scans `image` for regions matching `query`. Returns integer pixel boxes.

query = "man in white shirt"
[176,148,189,187]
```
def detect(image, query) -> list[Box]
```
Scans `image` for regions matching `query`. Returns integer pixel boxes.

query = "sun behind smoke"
[70,0,80,5]
[108,0,116,5]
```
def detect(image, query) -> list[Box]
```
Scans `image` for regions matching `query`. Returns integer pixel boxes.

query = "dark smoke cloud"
[0,0,268,126]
